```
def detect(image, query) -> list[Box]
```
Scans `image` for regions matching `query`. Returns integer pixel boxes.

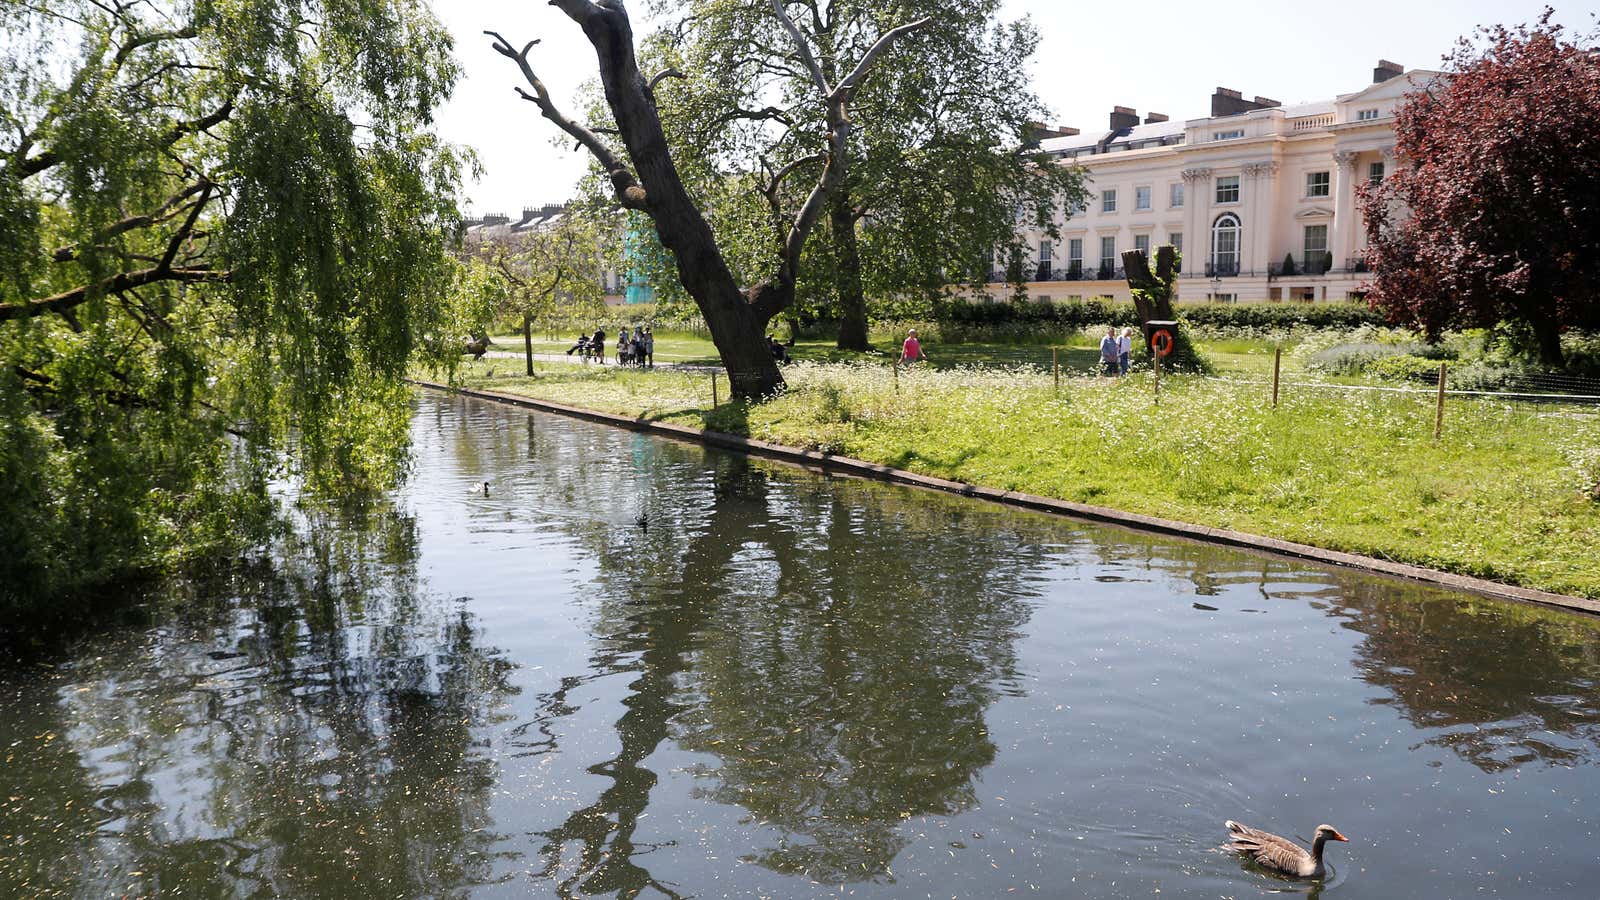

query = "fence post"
[1053,348,1060,392]
[1434,362,1447,440]
[1153,352,1161,406]
[893,359,900,394]
[1272,347,1281,408]
[712,371,719,409]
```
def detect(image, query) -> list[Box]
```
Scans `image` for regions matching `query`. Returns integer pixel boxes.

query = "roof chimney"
[1144,112,1169,124]
[1212,87,1273,117]
[1373,59,1404,83]
[1252,96,1281,108]
[1109,106,1139,132]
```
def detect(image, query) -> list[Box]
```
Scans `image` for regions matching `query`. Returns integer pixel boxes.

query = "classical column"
[1331,150,1359,271]
[1180,167,1211,276]
[1242,161,1279,277]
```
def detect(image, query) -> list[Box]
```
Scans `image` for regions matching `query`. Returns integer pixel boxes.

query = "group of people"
[617,326,654,367]
[1099,326,1136,376]
[565,326,654,366]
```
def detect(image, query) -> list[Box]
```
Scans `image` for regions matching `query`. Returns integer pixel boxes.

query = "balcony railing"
[1345,257,1370,273]
[1269,257,1334,277]
[1206,261,1240,278]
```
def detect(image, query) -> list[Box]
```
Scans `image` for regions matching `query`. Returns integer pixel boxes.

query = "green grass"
[432,357,1600,600]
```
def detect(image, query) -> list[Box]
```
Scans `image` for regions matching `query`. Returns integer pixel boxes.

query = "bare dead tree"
[488,0,928,398]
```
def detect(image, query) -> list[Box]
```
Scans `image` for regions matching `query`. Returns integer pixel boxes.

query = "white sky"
[434,1,1592,215]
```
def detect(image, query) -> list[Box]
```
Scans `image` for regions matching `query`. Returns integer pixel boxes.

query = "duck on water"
[1225,820,1349,878]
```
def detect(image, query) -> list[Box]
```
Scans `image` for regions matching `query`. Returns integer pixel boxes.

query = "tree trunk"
[553,2,786,399]
[1531,315,1565,369]
[831,186,870,351]
[523,312,534,377]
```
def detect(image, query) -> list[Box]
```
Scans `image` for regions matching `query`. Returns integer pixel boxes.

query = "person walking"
[592,327,606,365]
[642,327,654,368]
[1118,326,1134,376]
[900,328,925,365]
[1099,326,1119,376]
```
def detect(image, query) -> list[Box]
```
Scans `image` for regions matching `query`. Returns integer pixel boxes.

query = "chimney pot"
[1373,59,1404,83]
[1109,106,1140,131]
[1144,112,1169,124]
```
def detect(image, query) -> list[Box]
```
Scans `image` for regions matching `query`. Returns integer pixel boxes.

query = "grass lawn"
[431,358,1600,600]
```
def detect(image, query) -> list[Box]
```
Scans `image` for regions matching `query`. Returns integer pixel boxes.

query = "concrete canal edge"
[413,379,1600,618]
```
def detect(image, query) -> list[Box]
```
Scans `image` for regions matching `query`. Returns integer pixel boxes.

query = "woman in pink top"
[900,328,925,364]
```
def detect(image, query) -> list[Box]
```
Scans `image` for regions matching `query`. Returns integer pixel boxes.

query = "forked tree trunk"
[496,3,926,397]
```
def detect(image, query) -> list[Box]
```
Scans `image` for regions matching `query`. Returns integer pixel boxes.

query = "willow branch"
[0,267,231,322]
[832,17,933,101]
[769,0,830,96]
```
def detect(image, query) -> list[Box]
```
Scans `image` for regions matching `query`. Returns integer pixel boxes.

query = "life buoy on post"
[1150,328,1175,358]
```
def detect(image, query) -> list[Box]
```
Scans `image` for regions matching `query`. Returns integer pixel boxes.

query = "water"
[3,390,1598,899]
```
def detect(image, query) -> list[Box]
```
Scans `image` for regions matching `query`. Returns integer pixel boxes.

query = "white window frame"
[1368,161,1386,185]
[1134,233,1151,255]
[1303,224,1329,269]
[1101,189,1117,213]
[1215,175,1240,204]
[1213,129,1244,141]
[1211,213,1241,273]
[1067,238,1084,273]
[1170,182,1184,208]
[1135,185,1152,211]
[1099,235,1117,273]
[1305,171,1331,198]
[1356,108,1379,121]
[1170,232,1183,254]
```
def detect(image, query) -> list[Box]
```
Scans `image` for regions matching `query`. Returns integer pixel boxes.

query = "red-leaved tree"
[1362,11,1600,366]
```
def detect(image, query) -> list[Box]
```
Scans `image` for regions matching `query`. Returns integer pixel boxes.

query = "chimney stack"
[1211,87,1280,118]
[1109,106,1140,132]
[1144,112,1169,124]
[1373,59,1404,83]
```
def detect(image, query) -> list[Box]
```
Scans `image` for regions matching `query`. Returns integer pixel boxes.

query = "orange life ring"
[1150,329,1175,358]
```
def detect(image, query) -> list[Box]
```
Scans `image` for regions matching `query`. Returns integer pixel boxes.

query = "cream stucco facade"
[1000,63,1440,303]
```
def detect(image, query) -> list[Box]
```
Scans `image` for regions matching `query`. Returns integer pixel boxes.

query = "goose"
[1225,820,1348,878]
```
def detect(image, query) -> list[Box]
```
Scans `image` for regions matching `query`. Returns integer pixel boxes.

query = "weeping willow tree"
[0,1,467,612]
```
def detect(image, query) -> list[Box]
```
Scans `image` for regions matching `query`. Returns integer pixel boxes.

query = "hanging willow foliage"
[0,0,468,609]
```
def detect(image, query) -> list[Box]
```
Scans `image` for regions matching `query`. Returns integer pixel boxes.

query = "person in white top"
[1118,326,1135,376]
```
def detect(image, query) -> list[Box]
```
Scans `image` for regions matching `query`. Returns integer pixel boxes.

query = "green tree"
[470,204,615,375]
[641,0,1084,349]
[0,1,466,610]
[487,1,929,396]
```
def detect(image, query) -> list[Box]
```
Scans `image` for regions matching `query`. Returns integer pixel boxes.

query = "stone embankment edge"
[413,379,1600,617]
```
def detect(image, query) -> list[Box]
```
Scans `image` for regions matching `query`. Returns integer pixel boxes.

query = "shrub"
[1364,354,1442,383]
[1306,342,1416,376]
[1281,253,1297,276]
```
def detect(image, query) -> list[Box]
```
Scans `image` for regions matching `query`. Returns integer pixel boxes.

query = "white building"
[1005,60,1439,303]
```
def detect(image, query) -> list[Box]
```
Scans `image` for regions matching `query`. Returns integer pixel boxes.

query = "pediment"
[1296,206,1335,219]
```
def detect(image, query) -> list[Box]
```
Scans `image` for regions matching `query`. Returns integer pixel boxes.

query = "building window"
[1170,183,1184,208]
[1101,189,1117,213]
[1099,236,1117,277]
[1213,129,1244,141]
[1303,224,1328,272]
[1210,293,1237,303]
[1306,171,1330,198]
[1216,175,1240,204]
[1357,108,1379,121]
[1170,232,1183,271]
[1211,213,1241,276]
[1134,234,1151,255]
[1068,238,1083,274]
[1135,186,1152,210]
[1368,161,1386,185]
[1040,240,1053,262]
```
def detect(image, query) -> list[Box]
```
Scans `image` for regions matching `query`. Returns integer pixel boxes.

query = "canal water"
[3,390,1598,898]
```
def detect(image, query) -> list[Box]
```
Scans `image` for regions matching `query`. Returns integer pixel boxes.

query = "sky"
[434,1,1594,216]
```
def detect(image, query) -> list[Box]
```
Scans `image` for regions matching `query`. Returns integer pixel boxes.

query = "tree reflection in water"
[525,449,1044,889]
[0,498,518,898]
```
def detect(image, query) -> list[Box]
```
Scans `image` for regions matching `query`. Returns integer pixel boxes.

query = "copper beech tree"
[489,1,929,397]
[1361,12,1600,367]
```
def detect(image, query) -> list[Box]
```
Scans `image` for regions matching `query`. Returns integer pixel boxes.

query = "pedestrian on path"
[642,327,654,367]
[1099,326,1119,376]
[900,328,925,365]
[1118,326,1134,376]
[592,327,606,365]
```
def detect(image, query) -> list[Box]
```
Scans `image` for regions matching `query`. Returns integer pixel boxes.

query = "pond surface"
[4,390,1600,899]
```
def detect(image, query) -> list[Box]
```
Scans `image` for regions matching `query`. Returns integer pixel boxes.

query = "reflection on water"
[3,391,1600,899]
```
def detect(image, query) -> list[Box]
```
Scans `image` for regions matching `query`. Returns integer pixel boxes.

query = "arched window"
[1211,213,1241,276]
